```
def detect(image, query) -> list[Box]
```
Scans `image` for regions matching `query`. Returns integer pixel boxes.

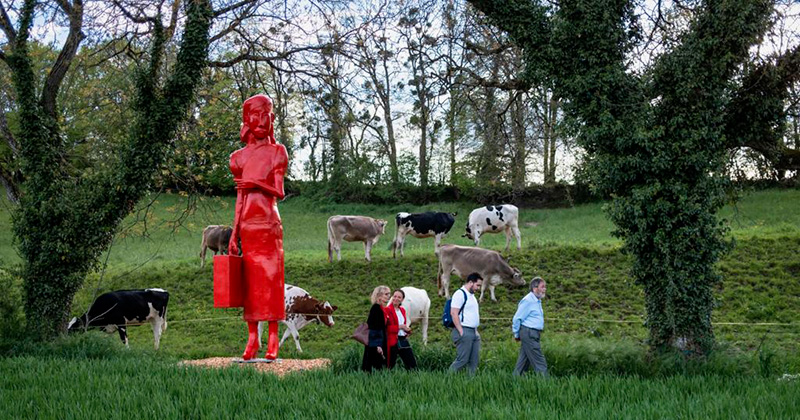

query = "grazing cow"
[464,204,522,252]
[397,286,431,345]
[258,284,337,353]
[67,288,169,350]
[200,225,233,267]
[437,245,525,302]
[327,215,388,262]
[391,212,457,258]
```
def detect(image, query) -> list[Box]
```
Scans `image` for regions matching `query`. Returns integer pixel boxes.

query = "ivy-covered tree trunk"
[469,0,772,353]
[8,0,212,340]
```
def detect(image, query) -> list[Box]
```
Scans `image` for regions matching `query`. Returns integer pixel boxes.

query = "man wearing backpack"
[449,272,483,375]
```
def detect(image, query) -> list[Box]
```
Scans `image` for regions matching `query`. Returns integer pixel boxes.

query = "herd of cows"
[70,204,528,351]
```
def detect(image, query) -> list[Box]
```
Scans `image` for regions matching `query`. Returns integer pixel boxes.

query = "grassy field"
[1,188,799,417]
[2,351,799,419]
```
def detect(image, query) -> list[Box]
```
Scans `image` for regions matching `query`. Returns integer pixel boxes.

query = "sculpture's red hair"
[240,94,275,144]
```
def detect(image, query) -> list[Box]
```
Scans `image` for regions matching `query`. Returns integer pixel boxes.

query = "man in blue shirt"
[511,276,548,376]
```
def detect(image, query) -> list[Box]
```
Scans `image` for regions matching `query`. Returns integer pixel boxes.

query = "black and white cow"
[464,204,521,252]
[67,288,169,350]
[258,284,337,353]
[391,211,457,258]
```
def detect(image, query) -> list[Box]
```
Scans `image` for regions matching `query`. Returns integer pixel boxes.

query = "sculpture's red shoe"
[242,322,260,360]
[264,322,279,360]
[242,339,259,360]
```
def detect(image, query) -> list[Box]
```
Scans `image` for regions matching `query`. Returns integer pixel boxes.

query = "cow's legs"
[440,271,451,298]
[279,322,291,348]
[434,234,442,256]
[422,310,429,346]
[336,242,342,261]
[288,323,303,352]
[400,237,406,257]
[118,326,128,347]
[151,318,164,350]
[504,227,512,252]
[490,284,497,302]
[364,241,372,262]
[513,225,522,250]
[393,233,403,258]
[478,280,489,302]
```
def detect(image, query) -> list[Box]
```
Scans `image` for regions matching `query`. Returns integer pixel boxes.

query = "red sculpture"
[227,94,288,361]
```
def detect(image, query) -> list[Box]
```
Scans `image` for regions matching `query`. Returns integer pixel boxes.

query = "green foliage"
[469,0,775,354]
[7,0,213,340]
[0,267,25,338]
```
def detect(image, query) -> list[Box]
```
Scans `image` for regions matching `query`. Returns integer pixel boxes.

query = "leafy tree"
[2,0,213,339]
[468,0,773,353]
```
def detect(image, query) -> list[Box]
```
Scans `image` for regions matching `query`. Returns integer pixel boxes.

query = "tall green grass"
[2,348,798,419]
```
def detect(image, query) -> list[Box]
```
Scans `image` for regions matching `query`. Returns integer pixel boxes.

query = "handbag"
[213,254,244,308]
[351,323,369,346]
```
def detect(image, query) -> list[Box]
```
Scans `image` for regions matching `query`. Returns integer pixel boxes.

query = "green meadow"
[1,188,799,418]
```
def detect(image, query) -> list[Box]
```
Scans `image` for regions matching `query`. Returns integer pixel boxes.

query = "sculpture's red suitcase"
[213,254,243,308]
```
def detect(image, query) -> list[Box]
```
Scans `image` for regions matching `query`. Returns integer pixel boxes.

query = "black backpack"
[442,289,469,328]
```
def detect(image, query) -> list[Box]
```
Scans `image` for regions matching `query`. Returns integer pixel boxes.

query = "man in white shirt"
[511,277,548,376]
[449,272,483,375]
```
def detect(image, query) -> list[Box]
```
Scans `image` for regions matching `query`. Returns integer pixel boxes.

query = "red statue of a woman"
[228,94,288,361]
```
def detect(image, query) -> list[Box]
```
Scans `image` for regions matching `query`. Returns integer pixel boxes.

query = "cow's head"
[511,267,525,287]
[463,223,474,240]
[377,219,388,234]
[316,301,338,327]
[67,315,89,332]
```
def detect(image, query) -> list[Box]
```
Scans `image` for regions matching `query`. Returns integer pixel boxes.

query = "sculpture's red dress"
[229,141,288,322]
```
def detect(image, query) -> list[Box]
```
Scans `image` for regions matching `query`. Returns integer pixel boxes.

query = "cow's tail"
[327,218,333,262]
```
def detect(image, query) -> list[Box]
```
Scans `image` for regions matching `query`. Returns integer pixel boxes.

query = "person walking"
[449,273,483,375]
[361,286,390,372]
[384,289,418,370]
[512,276,548,377]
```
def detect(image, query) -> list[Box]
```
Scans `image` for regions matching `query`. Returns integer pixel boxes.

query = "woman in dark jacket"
[361,285,390,372]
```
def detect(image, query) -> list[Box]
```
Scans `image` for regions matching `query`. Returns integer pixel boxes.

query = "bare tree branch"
[0,2,16,45]
[213,0,257,18]
[208,44,333,68]
[41,0,85,120]
[111,0,157,24]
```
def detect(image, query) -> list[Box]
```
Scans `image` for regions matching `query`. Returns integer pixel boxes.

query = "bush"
[0,267,25,339]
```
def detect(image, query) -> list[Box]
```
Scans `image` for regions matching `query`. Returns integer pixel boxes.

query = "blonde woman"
[361,285,390,372]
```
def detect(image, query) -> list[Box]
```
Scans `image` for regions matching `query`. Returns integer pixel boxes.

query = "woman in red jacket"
[383,289,418,370]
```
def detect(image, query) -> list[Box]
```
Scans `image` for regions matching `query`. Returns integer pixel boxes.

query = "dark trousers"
[513,326,548,377]
[388,337,417,370]
[361,345,386,372]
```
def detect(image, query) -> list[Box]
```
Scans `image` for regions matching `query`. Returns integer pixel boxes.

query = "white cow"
[463,204,521,252]
[393,286,431,345]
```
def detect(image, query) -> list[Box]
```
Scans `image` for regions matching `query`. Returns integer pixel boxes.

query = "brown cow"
[437,244,525,302]
[200,225,232,268]
[327,215,388,262]
[257,284,337,353]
